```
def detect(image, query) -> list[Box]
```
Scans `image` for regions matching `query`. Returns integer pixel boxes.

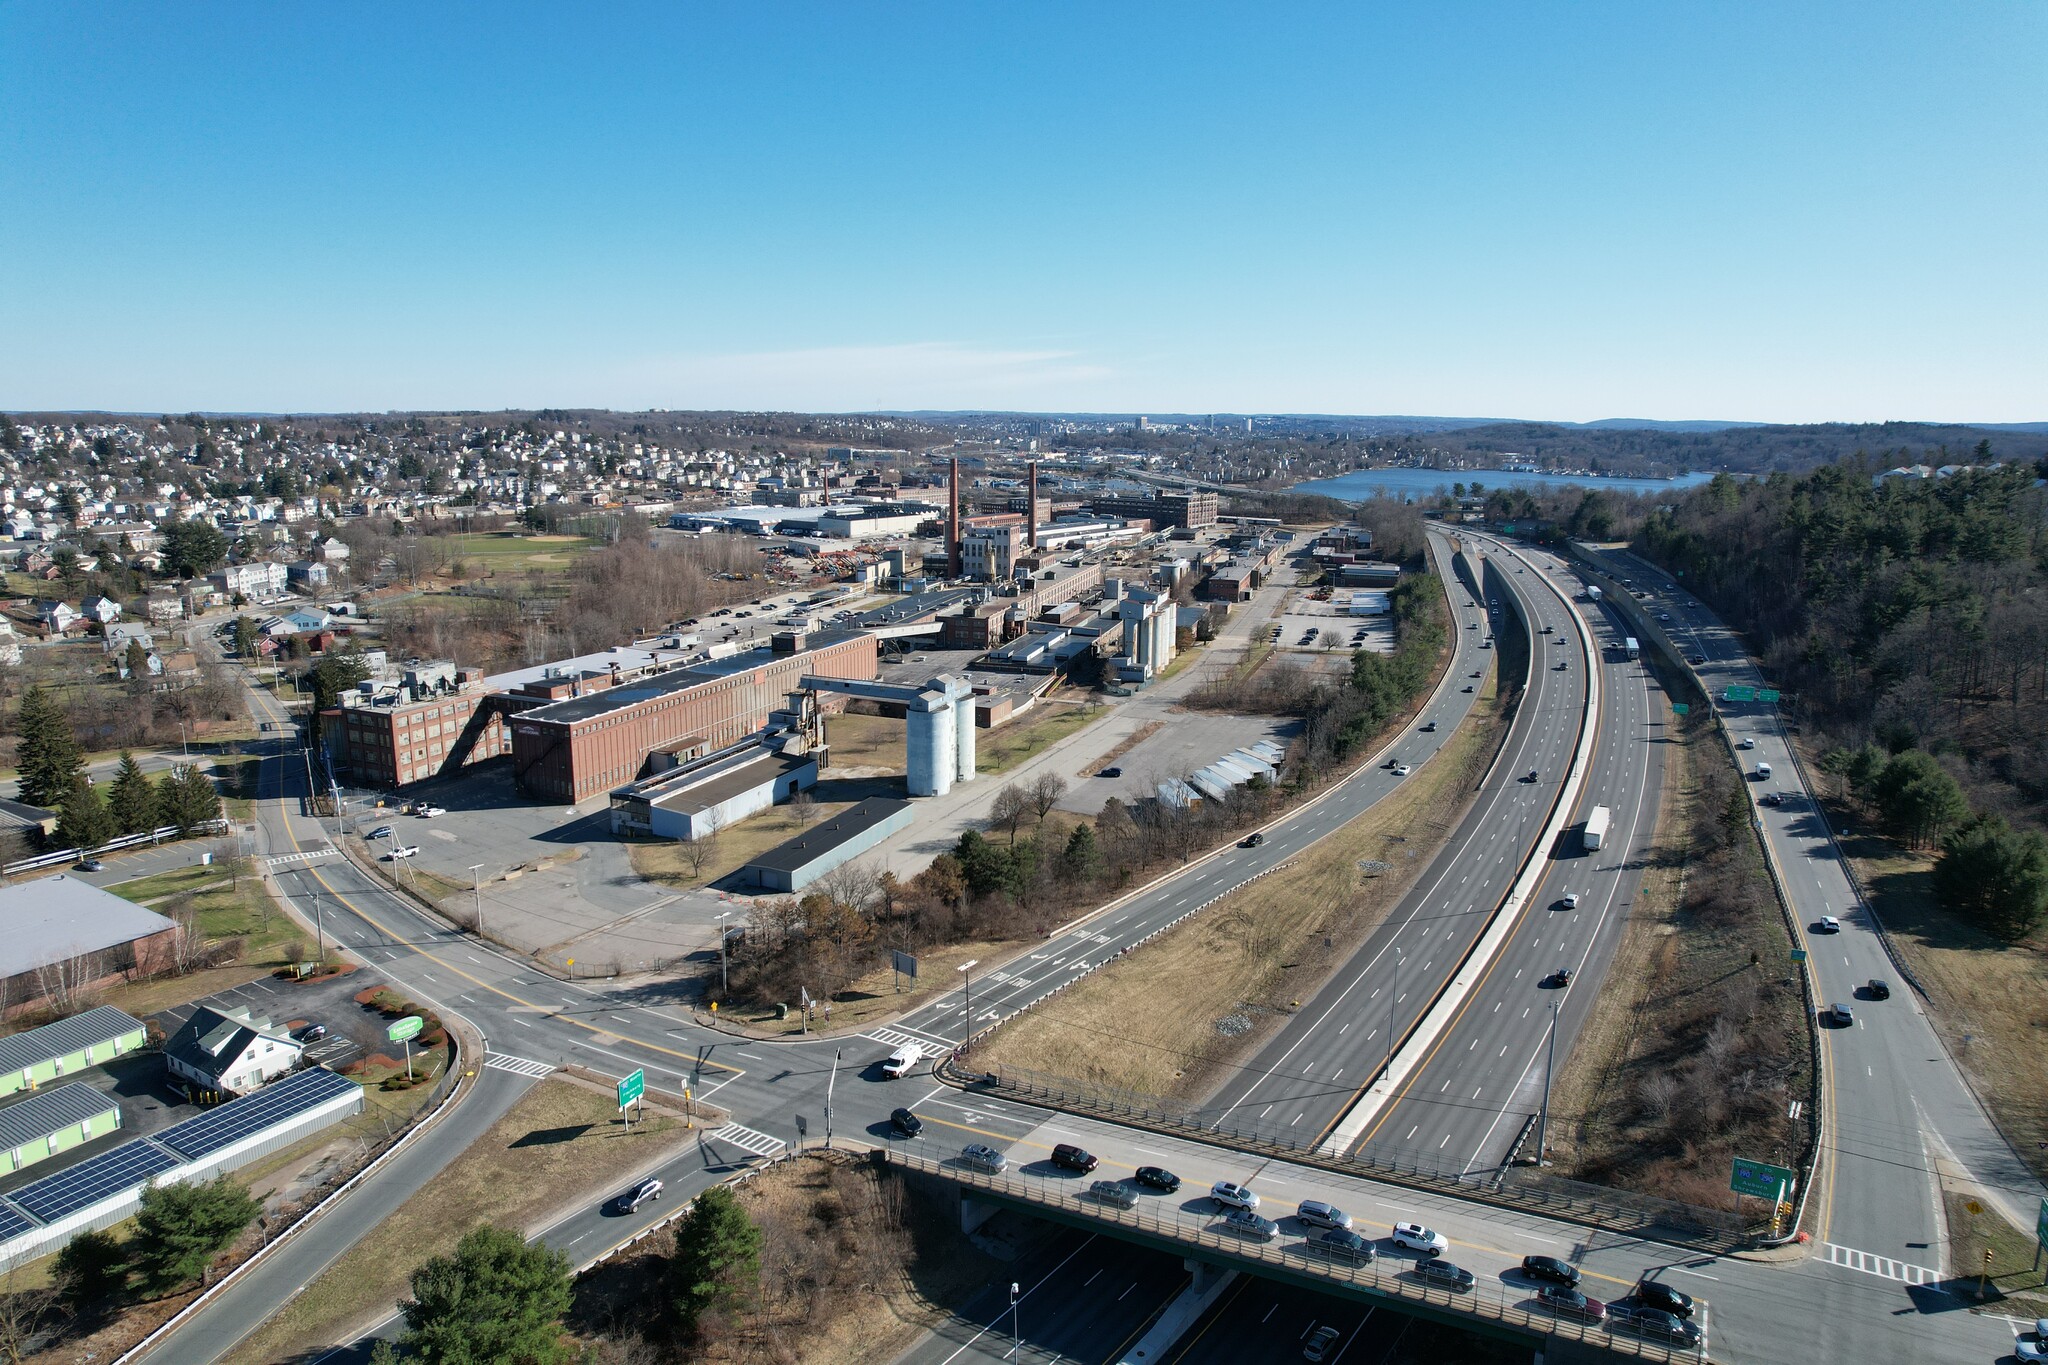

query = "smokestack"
[1027,460,1038,550]
[948,457,962,578]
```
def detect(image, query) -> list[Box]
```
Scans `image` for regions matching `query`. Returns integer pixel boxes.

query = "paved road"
[1196,538,1591,1150]
[1587,546,2048,1358]
[1345,544,1668,1173]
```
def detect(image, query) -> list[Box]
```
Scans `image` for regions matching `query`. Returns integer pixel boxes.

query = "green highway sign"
[618,1068,645,1110]
[386,1016,424,1043]
[1757,689,1781,703]
[1724,685,1757,702]
[1731,1157,1795,1200]
[1790,948,1808,963]
[1671,703,1690,716]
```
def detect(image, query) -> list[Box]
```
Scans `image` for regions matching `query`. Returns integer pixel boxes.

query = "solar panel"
[10,1140,178,1223]
[0,1199,38,1241]
[154,1068,361,1162]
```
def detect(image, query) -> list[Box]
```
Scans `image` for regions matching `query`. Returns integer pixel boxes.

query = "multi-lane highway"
[1195,539,1594,1150]
[1349,544,1669,1172]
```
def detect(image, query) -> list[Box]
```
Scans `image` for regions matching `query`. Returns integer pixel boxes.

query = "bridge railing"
[942,1057,1748,1253]
[882,1146,1709,1363]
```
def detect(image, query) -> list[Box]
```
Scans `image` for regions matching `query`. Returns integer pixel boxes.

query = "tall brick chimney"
[1026,460,1039,549]
[947,457,962,578]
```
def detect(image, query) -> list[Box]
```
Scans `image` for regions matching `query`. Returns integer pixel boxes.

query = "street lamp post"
[1536,996,1559,1166]
[1009,1281,1021,1363]
[826,1048,841,1149]
[313,887,324,966]
[957,960,979,1054]
[1385,946,1402,1078]
[468,863,484,935]
[714,911,732,999]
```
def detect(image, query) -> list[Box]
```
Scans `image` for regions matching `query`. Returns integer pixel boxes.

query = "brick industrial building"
[509,631,877,802]
[1084,489,1219,530]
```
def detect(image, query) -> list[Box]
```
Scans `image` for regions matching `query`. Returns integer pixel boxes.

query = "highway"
[1196,537,1593,1152]
[1584,546,2048,1359]
[1346,544,1668,1172]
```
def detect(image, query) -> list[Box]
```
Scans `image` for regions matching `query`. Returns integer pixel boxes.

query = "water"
[1289,467,1716,501]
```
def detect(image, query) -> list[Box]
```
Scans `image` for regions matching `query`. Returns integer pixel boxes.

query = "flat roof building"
[742,796,914,892]
[0,880,178,1017]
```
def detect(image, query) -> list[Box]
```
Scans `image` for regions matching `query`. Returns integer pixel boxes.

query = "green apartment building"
[0,1005,149,1099]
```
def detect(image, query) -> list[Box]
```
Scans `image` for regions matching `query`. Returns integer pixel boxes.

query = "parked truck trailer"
[1583,804,1612,851]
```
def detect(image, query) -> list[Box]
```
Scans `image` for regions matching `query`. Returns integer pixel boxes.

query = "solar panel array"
[155,1067,360,1161]
[10,1141,178,1223]
[0,1201,36,1242]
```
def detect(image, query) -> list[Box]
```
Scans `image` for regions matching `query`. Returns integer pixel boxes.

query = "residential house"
[145,591,185,625]
[101,622,153,654]
[287,560,332,590]
[82,595,123,626]
[211,560,289,603]
[163,1005,304,1096]
[35,601,81,635]
[261,607,330,637]
[311,536,351,563]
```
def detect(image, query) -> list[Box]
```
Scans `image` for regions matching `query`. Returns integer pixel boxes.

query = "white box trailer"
[1583,804,1612,851]
[1624,637,1640,661]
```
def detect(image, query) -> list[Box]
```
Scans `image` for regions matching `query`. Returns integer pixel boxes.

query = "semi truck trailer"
[1583,804,1612,850]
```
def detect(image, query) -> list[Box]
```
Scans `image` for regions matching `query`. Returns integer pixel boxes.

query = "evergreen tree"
[131,1177,259,1289]
[106,752,157,835]
[1935,814,2048,941]
[1872,750,1971,848]
[159,518,229,578]
[399,1224,573,1365]
[1058,822,1103,885]
[14,685,82,809]
[155,765,221,834]
[669,1185,761,1337]
[123,638,152,689]
[52,1228,128,1310]
[56,779,114,851]
[231,615,259,657]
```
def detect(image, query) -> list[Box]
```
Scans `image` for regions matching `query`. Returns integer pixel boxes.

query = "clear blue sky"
[2,3,2041,421]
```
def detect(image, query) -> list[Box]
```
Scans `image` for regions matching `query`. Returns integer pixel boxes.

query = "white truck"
[1586,584,1604,603]
[1624,637,1640,661]
[1583,804,1612,851]
[881,1042,926,1079]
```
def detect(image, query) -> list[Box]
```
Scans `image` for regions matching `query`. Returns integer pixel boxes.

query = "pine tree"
[14,685,82,809]
[669,1185,762,1337]
[155,765,221,835]
[56,779,114,852]
[131,1177,259,1289]
[106,752,157,835]
[123,638,152,691]
[400,1225,573,1365]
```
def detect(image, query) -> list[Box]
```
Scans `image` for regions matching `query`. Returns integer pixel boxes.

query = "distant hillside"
[1416,421,2046,475]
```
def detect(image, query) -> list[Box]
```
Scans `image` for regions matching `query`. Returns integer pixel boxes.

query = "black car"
[1099,766,1123,778]
[1412,1258,1476,1291]
[1050,1143,1098,1173]
[890,1107,923,1137]
[1521,1254,1580,1287]
[1610,1302,1702,1345]
[1133,1165,1181,1193]
[1239,832,1265,848]
[1688,654,1708,665]
[1536,1285,1605,1321]
[1632,1280,1695,1318]
[1311,1228,1375,1263]
[1544,967,1574,988]
[1866,978,1892,1001]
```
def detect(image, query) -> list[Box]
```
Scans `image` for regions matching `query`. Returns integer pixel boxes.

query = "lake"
[1289,467,1716,501]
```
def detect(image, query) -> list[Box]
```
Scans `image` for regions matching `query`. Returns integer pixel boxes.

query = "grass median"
[221,1077,684,1365]
[976,671,1507,1102]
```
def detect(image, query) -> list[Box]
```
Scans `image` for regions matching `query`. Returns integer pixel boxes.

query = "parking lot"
[1057,713,1298,813]
[151,967,397,1083]
[1269,589,1396,657]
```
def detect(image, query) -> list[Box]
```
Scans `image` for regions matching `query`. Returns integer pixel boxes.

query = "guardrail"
[4,819,231,876]
[939,1058,1747,1253]
[881,1146,1709,1362]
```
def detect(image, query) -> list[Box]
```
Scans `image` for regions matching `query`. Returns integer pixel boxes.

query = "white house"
[82,595,123,625]
[211,560,289,602]
[163,1005,304,1096]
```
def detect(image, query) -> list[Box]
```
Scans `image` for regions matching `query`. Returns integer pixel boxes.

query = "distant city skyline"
[1,3,2041,422]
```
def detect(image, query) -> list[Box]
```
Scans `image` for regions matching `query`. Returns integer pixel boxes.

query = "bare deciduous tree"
[989,784,1031,845]
[1027,772,1069,822]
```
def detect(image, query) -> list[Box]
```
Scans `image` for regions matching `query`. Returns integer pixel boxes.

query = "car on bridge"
[959,1143,1006,1173]
[1050,1144,1098,1173]
[1535,1285,1606,1322]
[1609,1302,1699,1345]
[1086,1180,1139,1209]
[890,1107,923,1137]
[1133,1165,1181,1193]
[1630,1280,1695,1317]
[1210,1179,1259,1211]
[1221,1207,1279,1242]
[1412,1257,1475,1291]
[1306,1228,1374,1264]
[1521,1254,1579,1287]
[1295,1200,1353,1231]
[1390,1222,1447,1254]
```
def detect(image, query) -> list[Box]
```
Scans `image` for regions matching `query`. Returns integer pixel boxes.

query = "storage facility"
[0,1005,148,1098]
[608,747,820,841]
[0,1082,121,1176]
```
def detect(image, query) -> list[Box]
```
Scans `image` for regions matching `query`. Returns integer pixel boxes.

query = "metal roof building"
[0,1005,148,1099]
[0,1082,120,1177]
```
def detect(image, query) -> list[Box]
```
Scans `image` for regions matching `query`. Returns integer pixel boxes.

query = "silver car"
[959,1143,1007,1174]
[1222,1207,1280,1241]
[1295,1200,1353,1232]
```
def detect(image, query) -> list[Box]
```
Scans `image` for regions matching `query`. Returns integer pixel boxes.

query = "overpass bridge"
[883,1147,1707,1362]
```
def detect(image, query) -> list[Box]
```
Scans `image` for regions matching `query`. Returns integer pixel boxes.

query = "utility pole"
[714,910,731,999]
[1009,1281,1021,1363]
[469,863,484,935]
[826,1048,841,1148]
[1385,946,1402,1079]
[957,960,979,1054]
[1536,996,1559,1166]
[313,887,324,966]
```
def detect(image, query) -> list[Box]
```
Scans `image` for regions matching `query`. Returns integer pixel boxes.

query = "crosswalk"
[707,1122,786,1158]
[263,847,337,868]
[484,1053,555,1079]
[866,1027,940,1051]
[1820,1242,1940,1286]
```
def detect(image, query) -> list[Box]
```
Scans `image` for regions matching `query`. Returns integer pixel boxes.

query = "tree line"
[12,684,222,850]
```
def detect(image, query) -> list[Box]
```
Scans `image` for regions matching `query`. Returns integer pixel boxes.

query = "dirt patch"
[1938,1187,2048,1316]
[572,1150,999,1364]
[978,673,1510,1101]
[220,1077,687,1365]
[629,798,862,891]
[1546,707,1812,1211]
[977,700,1107,775]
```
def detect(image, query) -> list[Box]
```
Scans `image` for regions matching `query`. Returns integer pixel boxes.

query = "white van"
[881,1043,926,1079]
[1754,762,1773,780]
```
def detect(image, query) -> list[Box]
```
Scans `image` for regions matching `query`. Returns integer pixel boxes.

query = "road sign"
[1730,1157,1795,1200]
[1757,688,1781,703]
[1724,685,1757,702]
[1790,948,1807,963]
[2037,1198,2048,1249]
[1671,703,1689,716]
[891,950,920,980]
[386,1016,424,1043]
[617,1068,645,1110]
